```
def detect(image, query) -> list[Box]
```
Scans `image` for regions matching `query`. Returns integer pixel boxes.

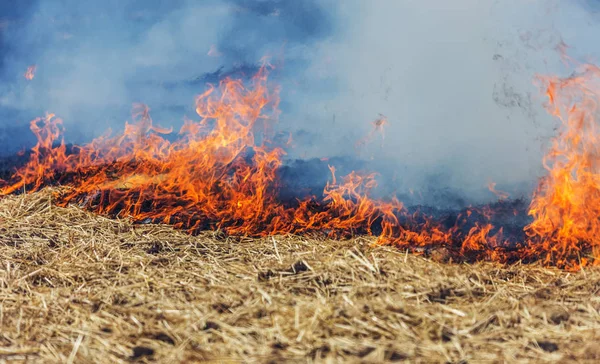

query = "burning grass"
[2,53,600,361]
[2,60,600,270]
[1,190,600,363]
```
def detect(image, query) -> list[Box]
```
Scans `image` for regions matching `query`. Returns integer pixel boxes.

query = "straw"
[1,189,599,363]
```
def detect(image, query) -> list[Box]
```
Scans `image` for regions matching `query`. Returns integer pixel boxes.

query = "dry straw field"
[0,190,598,363]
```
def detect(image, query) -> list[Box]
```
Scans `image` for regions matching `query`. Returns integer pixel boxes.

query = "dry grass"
[1,190,599,363]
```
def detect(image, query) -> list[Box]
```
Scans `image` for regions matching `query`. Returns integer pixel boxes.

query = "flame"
[2,57,600,270]
[0,65,402,239]
[488,182,510,201]
[523,63,600,269]
[24,65,36,80]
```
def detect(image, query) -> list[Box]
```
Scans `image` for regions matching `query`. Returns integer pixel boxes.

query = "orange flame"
[0,65,402,239]
[24,65,36,80]
[2,56,600,270]
[523,63,600,269]
[488,182,510,201]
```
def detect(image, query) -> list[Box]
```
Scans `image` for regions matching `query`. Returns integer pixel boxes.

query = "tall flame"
[524,64,600,268]
[0,65,402,239]
[2,59,600,270]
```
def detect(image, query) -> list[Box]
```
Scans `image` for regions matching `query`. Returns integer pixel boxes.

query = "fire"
[488,182,510,201]
[24,65,36,80]
[523,63,600,269]
[0,65,401,239]
[1,58,599,270]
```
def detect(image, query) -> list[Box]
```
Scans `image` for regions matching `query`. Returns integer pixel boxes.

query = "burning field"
[1,61,600,270]
[2,2,600,362]
[0,58,599,362]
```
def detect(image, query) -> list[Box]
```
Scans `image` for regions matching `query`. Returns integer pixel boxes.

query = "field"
[1,190,599,363]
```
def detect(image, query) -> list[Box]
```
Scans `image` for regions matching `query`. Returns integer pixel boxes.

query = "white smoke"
[281,0,600,201]
[0,0,598,204]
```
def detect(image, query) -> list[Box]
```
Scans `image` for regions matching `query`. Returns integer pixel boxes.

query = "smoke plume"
[0,0,597,206]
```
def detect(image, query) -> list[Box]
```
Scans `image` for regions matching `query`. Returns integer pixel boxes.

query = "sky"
[0,0,598,205]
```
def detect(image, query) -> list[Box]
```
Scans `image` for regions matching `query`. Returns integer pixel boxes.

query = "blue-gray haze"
[0,0,598,205]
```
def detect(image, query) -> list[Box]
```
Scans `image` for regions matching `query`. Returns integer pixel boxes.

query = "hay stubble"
[0,190,599,363]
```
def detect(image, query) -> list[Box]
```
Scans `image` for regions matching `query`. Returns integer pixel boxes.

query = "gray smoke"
[0,0,337,146]
[0,0,598,206]
[279,0,600,203]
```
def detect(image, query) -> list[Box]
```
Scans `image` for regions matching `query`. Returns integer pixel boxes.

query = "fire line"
[1,61,599,271]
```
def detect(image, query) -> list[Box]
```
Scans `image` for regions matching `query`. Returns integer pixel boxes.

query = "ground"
[0,191,599,363]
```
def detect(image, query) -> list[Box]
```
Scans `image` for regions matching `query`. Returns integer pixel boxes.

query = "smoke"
[279,0,600,203]
[0,0,598,205]
[0,0,337,148]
